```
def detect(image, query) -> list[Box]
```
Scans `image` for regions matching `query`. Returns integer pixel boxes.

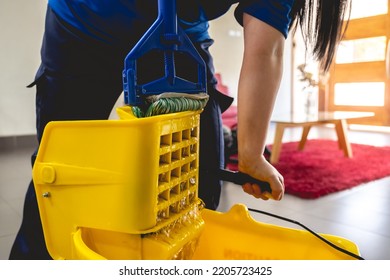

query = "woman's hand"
[239,154,284,200]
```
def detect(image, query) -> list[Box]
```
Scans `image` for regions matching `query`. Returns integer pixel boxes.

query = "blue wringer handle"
[123,0,207,106]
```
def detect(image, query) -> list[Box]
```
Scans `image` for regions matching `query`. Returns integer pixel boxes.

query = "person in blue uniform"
[9,0,351,259]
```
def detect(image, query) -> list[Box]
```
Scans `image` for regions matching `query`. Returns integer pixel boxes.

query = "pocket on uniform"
[208,86,234,113]
[27,65,46,88]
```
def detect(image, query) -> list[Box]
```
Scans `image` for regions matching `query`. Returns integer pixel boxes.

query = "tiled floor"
[1,124,390,260]
[0,136,37,260]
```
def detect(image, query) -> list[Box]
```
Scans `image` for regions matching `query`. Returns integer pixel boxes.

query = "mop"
[122,0,209,117]
[122,0,271,191]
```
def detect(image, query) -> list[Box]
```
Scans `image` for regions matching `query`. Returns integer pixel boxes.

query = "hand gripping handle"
[217,169,272,194]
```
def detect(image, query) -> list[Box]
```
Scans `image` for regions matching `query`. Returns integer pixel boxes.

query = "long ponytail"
[289,0,351,71]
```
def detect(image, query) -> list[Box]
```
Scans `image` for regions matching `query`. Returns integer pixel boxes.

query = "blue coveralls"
[9,0,293,259]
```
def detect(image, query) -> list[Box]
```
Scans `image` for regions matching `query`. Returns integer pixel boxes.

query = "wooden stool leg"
[270,124,285,164]
[298,125,311,150]
[335,119,353,158]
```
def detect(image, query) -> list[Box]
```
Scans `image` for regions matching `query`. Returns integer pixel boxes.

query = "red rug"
[227,139,390,199]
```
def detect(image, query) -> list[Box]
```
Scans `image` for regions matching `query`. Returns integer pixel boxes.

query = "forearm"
[238,14,285,169]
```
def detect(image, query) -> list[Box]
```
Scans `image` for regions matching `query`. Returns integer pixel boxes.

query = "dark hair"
[289,0,351,71]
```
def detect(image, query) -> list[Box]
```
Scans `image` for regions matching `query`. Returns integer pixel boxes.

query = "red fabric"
[215,73,238,129]
[226,139,390,199]
[215,73,230,96]
[222,105,237,128]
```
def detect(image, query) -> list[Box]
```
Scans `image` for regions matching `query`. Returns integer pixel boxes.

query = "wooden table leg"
[270,124,285,164]
[298,125,311,150]
[334,119,353,158]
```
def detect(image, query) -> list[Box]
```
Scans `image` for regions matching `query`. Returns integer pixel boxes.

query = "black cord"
[248,207,365,260]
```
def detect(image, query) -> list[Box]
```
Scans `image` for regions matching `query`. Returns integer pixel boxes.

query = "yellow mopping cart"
[32,0,361,260]
[33,107,361,260]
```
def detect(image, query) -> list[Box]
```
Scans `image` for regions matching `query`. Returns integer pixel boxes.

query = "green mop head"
[132,92,209,118]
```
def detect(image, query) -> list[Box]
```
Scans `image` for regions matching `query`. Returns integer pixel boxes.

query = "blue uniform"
[47,0,292,42]
[9,0,293,259]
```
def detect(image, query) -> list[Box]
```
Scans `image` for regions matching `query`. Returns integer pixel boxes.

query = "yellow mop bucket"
[69,203,360,260]
[192,204,360,260]
[33,107,361,260]
[33,107,204,260]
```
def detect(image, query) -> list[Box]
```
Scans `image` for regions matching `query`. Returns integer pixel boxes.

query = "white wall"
[291,31,319,114]
[0,0,46,137]
[209,5,292,116]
